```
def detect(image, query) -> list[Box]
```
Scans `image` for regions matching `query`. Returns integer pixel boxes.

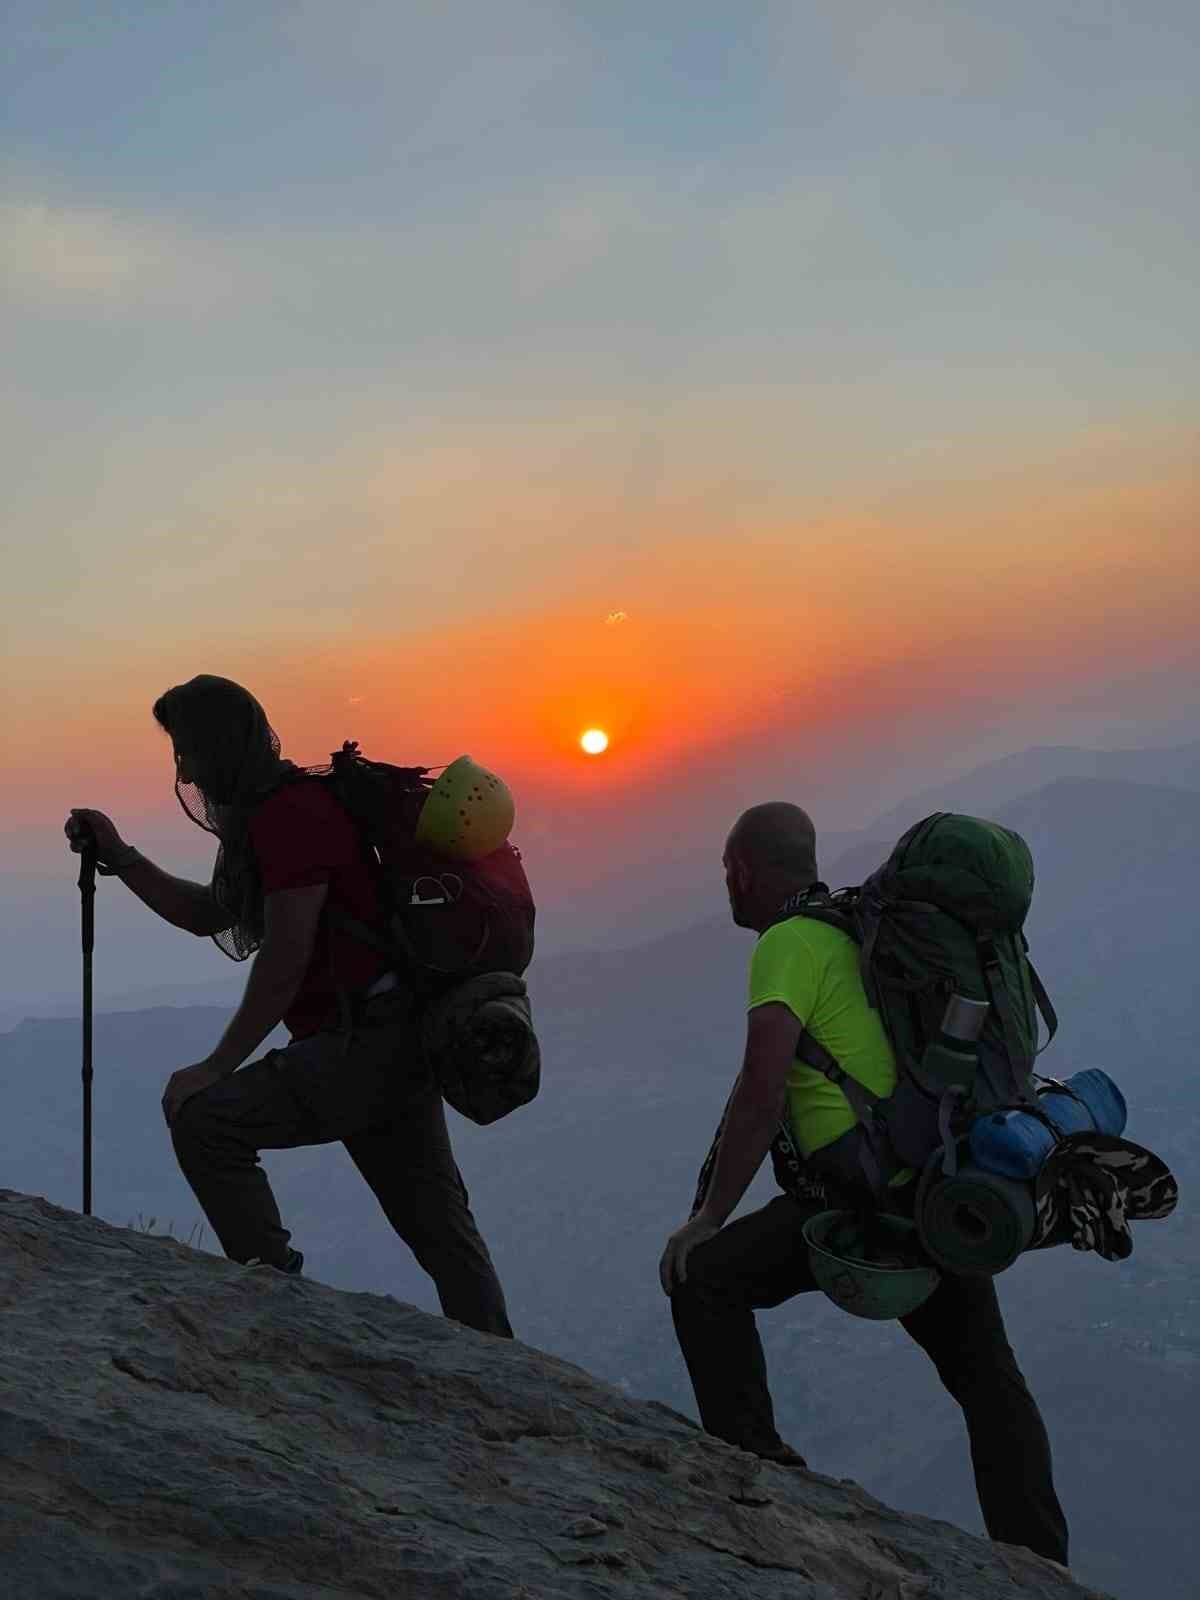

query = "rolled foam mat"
[915,1159,1037,1275]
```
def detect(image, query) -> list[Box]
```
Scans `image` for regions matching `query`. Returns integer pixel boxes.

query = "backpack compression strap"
[1027,958,1059,1054]
[976,936,1059,1107]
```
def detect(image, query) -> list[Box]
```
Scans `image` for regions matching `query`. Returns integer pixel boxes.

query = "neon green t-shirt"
[747,915,898,1157]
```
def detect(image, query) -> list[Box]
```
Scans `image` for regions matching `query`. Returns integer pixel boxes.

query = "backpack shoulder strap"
[782,883,862,945]
[795,1029,882,1125]
[326,906,392,958]
[789,885,888,1012]
[776,889,878,1119]
[791,904,859,943]
[795,1030,896,1195]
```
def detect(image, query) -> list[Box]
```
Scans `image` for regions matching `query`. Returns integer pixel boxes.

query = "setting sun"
[580,728,609,756]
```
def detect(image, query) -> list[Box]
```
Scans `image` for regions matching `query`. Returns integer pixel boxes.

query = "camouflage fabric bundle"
[1031,1132,1178,1260]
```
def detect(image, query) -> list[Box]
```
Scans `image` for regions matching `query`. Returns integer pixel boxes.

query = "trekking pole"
[78,836,97,1216]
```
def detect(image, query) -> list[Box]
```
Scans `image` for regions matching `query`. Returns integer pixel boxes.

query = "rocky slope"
[0,1190,1108,1600]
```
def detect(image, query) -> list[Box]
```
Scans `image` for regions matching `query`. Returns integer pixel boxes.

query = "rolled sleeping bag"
[968,1068,1128,1181]
[915,1158,1037,1276]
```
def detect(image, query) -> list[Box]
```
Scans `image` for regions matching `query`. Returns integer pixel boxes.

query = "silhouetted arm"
[111,854,235,936]
[206,883,329,1073]
[66,807,233,936]
[163,883,331,1125]
[695,1001,801,1226]
[659,1001,802,1294]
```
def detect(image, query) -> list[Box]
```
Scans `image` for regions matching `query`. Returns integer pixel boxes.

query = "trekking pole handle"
[78,838,97,955]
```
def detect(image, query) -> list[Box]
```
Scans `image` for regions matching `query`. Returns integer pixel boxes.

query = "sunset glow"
[3,2,1198,1018]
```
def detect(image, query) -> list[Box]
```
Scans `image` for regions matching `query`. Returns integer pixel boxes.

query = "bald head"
[723,802,819,931]
[727,802,818,879]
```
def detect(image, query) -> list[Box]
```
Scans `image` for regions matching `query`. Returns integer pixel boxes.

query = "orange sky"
[9,428,1196,887]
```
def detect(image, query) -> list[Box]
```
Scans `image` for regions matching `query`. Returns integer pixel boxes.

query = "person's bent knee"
[669,1265,724,1322]
[169,1087,225,1154]
[170,1116,202,1166]
[675,1234,732,1300]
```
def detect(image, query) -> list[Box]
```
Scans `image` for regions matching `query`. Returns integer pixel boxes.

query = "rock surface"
[0,1190,1109,1599]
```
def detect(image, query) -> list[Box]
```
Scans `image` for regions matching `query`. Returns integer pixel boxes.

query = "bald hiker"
[65,674,521,1337]
[659,801,1069,1568]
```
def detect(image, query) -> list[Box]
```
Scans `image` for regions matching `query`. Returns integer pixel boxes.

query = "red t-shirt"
[247,779,387,1038]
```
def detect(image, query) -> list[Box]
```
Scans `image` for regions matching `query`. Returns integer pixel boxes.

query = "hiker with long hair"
[659,802,1069,1568]
[64,675,512,1336]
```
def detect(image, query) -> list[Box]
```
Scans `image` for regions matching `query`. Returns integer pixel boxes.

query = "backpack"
[317,742,535,993]
[789,811,1057,1196]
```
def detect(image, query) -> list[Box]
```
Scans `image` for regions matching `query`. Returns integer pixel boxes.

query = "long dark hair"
[153,675,300,959]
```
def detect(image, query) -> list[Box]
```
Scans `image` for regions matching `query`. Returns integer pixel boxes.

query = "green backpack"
[788,812,1058,1196]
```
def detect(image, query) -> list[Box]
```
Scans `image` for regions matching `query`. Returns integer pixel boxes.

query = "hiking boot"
[244,1249,304,1276]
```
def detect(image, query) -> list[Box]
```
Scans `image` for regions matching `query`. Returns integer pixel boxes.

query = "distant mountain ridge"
[865,739,1200,838]
[826,744,1200,889]
[8,735,1197,1031]
[828,775,1200,928]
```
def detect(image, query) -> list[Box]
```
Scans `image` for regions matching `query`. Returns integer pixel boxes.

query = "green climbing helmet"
[415,755,516,861]
[802,1210,941,1321]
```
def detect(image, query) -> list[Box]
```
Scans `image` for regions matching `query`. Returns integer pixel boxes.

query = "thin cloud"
[1,196,257,315]
[517,188,661,297]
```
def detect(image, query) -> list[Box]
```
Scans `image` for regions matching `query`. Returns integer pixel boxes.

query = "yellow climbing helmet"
[415,755,516,861]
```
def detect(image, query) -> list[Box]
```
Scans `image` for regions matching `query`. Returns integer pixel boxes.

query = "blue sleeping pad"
[968,1068,1127,1180]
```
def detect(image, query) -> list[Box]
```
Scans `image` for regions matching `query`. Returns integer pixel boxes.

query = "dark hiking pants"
[670,1192,1068,1566]
[171,990,512,1338]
